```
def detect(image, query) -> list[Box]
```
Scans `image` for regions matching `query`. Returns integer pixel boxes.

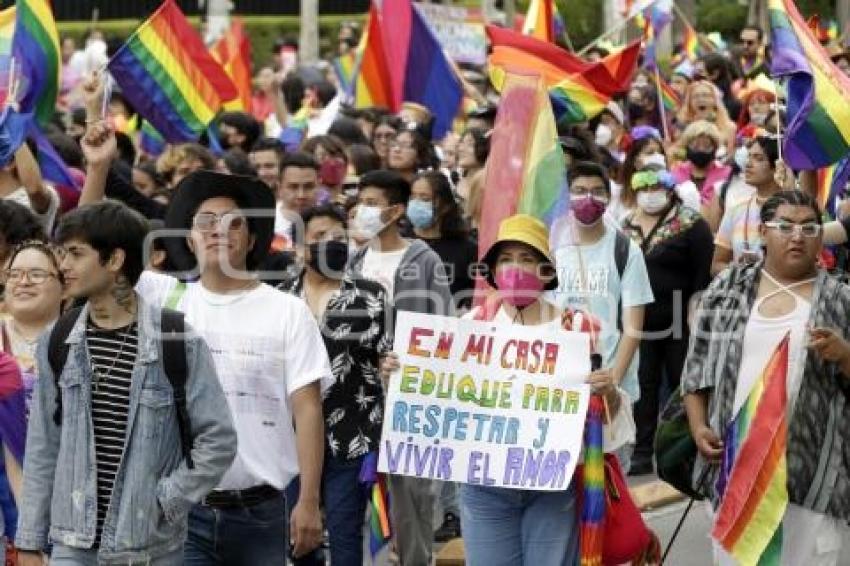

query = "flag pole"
[654,68,671,142]
[578,0,660,56]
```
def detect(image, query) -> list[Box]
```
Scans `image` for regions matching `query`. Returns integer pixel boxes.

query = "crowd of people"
[0,16,850,566]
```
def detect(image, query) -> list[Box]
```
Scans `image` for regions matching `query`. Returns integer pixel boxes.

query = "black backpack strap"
[160,309,194,469]
[47,307,83,426]
[613,231,630,333]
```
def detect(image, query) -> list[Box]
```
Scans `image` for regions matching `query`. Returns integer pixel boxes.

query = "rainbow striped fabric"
[579,395,605,566]
[549,42,641,125]
[487,25,590,91]
[140,120,166,157]
[816,155,850,218]
[353,2,394,110]
[333,52,357,99]
[12,0,60,127]
[713,334,790,565]
[211,18,252,112]
[522,0,555,43]
[769,0,850,169]
[358,452,391,556]
[478,72,569,263]
[641,0,672,70]
[0,7,15,109]
[658,75,681,111]
[683,22,700,61]
[107,0,237,143]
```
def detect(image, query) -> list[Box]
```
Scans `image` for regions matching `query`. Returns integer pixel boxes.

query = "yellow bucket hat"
[481,214,557,289]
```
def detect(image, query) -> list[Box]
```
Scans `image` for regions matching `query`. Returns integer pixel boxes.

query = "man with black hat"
[133,170,333,564]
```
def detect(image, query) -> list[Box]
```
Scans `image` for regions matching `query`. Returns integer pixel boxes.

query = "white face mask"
[640,152,667,169]
[637,190,669,215]
[595,123,613,147]
[750,112,768,126]
[353,205,385,239]
[734,146,749,170]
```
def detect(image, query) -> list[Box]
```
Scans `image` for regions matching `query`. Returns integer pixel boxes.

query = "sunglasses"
[192,211,247,232]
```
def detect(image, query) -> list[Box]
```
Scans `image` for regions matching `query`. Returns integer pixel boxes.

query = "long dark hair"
[412,171,469,240]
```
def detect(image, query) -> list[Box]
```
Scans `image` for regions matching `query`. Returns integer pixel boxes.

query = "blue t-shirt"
[548,225,654,402]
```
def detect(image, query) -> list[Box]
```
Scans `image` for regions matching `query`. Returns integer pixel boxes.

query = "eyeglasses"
[192,211,247,232]
[3,268,58,285]
[764,221,821,238]
[374,132,396,141]
[390,141,415,151]
[569,185,608,199]
[631,170,674,191]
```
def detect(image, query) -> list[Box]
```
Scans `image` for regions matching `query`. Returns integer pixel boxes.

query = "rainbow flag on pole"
[353,2,395,110]
[549,42,641,125]
[12,0,60,127]
[359,452,391,557]
[107,0,237,143]
[712,334,790,565]
[815,155,850,218]
[769,0,850,169]
[658,75,682,111]
[487,25,590,91]
[478,72,569,263]
[522,0,555,43]
[683,22,700,61]
[211,18,252,112]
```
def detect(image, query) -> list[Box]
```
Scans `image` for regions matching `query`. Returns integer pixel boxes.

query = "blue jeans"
[460,483,579,566]
[184,494,287,566]
[287,455,369,566]
[50,544,183,565]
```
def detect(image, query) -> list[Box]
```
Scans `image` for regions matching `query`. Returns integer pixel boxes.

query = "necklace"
[89,322,136,392]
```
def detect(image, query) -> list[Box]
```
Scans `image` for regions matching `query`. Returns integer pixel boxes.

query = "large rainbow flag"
[382,0,463,138]
[12,0,60,127]
[107,0,237,143]
[712,334,790,565]
[522,0,555,43]
[478,72,569,264]
[769,0,850,169]
[549,42,640,125]
[211,18,252,112]
[487,25,590,91]
[353,2,394,111]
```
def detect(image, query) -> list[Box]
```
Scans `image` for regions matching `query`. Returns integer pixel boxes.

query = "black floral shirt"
[278,272,392,461]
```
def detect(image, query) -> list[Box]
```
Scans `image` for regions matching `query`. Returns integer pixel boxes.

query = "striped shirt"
[86,321,138,543]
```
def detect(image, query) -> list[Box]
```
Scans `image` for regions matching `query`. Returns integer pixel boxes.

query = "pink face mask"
[495,265,545,308]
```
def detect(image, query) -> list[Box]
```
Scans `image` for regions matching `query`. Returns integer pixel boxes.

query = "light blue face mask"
[354,205,385,239]
[407,199,435,229]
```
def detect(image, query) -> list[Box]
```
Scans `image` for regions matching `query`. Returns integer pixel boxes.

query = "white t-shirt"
[360,245,409,300]
[4,185,60,234]
[136,271,333,490]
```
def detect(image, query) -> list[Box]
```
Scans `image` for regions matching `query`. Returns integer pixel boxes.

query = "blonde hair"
[466,168,486,227]
[679,120,723,148]
[677,80,735,134]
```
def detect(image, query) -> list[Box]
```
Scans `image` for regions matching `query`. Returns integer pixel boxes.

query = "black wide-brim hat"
[164,170,276,273]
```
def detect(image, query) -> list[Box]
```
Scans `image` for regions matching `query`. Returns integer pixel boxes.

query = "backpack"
[47,307,195,469]
[613,230,629,332]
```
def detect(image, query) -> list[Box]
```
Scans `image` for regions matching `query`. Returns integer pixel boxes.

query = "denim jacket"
[16,299,237,562]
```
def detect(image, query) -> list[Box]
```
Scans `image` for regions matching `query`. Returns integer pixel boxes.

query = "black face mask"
[217,135,232,151]
[307,240,349,279]
[686,147,715,168]
[627,102,645,122]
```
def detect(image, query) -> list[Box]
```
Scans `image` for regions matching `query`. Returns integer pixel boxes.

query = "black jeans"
[633,332,689,461]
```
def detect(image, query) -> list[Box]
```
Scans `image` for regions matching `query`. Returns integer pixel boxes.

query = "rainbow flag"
[359,452,391,557]
[579,395,605,565]
[382,0,463,138]
[549,42,641,125]
[522,0,555,43]
[353,2,395,110]
[487,25,590,91]
[641,0,672,70]
[713,334,789,565]
[211,18,252,112]
[769,0,850,169]
[815,155,850,218]
[683,22,700,61]
[12,0,60,127]
[0,7,15,109]
[478,72,569,263]
[333,52,357,99]
[658,74,681,111]
[140,121,166,157]
[107,0,237,143]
